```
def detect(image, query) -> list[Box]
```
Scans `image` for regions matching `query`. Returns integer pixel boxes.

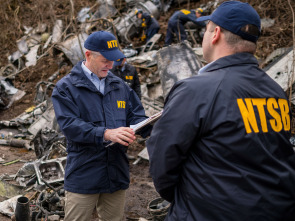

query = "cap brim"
[100,49,125,62]
[197,15,211,22]
[113,57,125,66]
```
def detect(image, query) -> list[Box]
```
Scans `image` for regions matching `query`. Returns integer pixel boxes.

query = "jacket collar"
[202,52,258,73]
[69,61,121,93]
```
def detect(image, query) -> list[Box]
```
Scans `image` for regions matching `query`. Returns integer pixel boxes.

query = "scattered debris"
[56,33,88,65]
[0,180,23,199]
[147,197,170,221]
[0,79,25,110]
[264,48,294,103]
[34,157,66,186]
[0,139,32,151]
[0,0,294,220]
[133,147,149,165]
[25,45,40,67]
[2,159,20,166]
[157,41,203,98]
[0,195,22,217]
[14,196,30,221]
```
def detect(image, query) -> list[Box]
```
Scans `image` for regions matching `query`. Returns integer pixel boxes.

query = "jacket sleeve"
[146,80,201,202]
[187,12,205,27]
[187,12,197,23]
[126,86,151,138]
[52,84,105,145]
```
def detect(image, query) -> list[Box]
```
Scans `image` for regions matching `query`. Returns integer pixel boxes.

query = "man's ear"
[212,26,221,44]
[85,50,91,60]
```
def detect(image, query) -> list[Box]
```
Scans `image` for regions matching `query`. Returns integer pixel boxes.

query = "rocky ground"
[0,0,294,220]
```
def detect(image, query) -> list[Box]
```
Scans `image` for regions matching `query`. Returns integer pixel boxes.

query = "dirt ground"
[0,0,294,220]
[0,140,158,221]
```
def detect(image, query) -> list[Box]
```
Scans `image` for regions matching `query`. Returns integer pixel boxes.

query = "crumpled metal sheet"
[127,50,157,64]
[0,179,23,199]
[28,103,56,136]
[56,33,88,65]
[77,7,90,23]
[0,79,26,110]
[156,41,203,98]
[25,44,40,67]
[265,48,294,92]
[0,195,22,217]
[52,20,63,44]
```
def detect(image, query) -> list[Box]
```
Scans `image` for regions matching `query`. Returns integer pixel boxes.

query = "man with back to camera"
[147,1,295,220]
[52,31,151,221]
[164,8,205,46]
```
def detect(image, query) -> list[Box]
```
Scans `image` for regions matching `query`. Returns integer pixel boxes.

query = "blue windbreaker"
[147,53,295,220]
[165,9,205,45]
[141,12,160,41]
[169,9,202,26]
[52,61,149,194]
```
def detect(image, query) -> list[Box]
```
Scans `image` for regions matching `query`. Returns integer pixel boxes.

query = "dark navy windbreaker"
[52,61,148,194]
[147,53,295,221]
[110,63,141,99]
[141,12,160,41]
[165,9,205,45]
[141,12,159,32]
[169,10,199,26]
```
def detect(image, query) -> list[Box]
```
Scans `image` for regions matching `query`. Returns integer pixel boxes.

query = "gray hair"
[85,49,102,57]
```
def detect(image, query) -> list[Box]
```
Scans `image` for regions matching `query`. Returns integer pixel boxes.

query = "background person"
[110,57,141,99]
[147,1,295,220]
[164,8,205,46]
[135,9,160,42]
[52,31,151,221]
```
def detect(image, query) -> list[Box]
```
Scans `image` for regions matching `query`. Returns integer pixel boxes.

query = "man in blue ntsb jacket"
[52,31,151,221]
[164,8,205,46]
[147,1,295,220]
[135,9,160,42]
[110,57,141,100]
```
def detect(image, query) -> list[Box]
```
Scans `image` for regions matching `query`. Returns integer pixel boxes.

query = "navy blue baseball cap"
[84,31,125,62]
[113,57,125,66]
[198,1,261,43]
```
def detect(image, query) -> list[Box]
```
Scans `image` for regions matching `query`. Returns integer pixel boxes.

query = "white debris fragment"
[25,44,40,67]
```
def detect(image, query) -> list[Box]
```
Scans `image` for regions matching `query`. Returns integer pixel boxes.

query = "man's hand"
[104,127,136,146]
